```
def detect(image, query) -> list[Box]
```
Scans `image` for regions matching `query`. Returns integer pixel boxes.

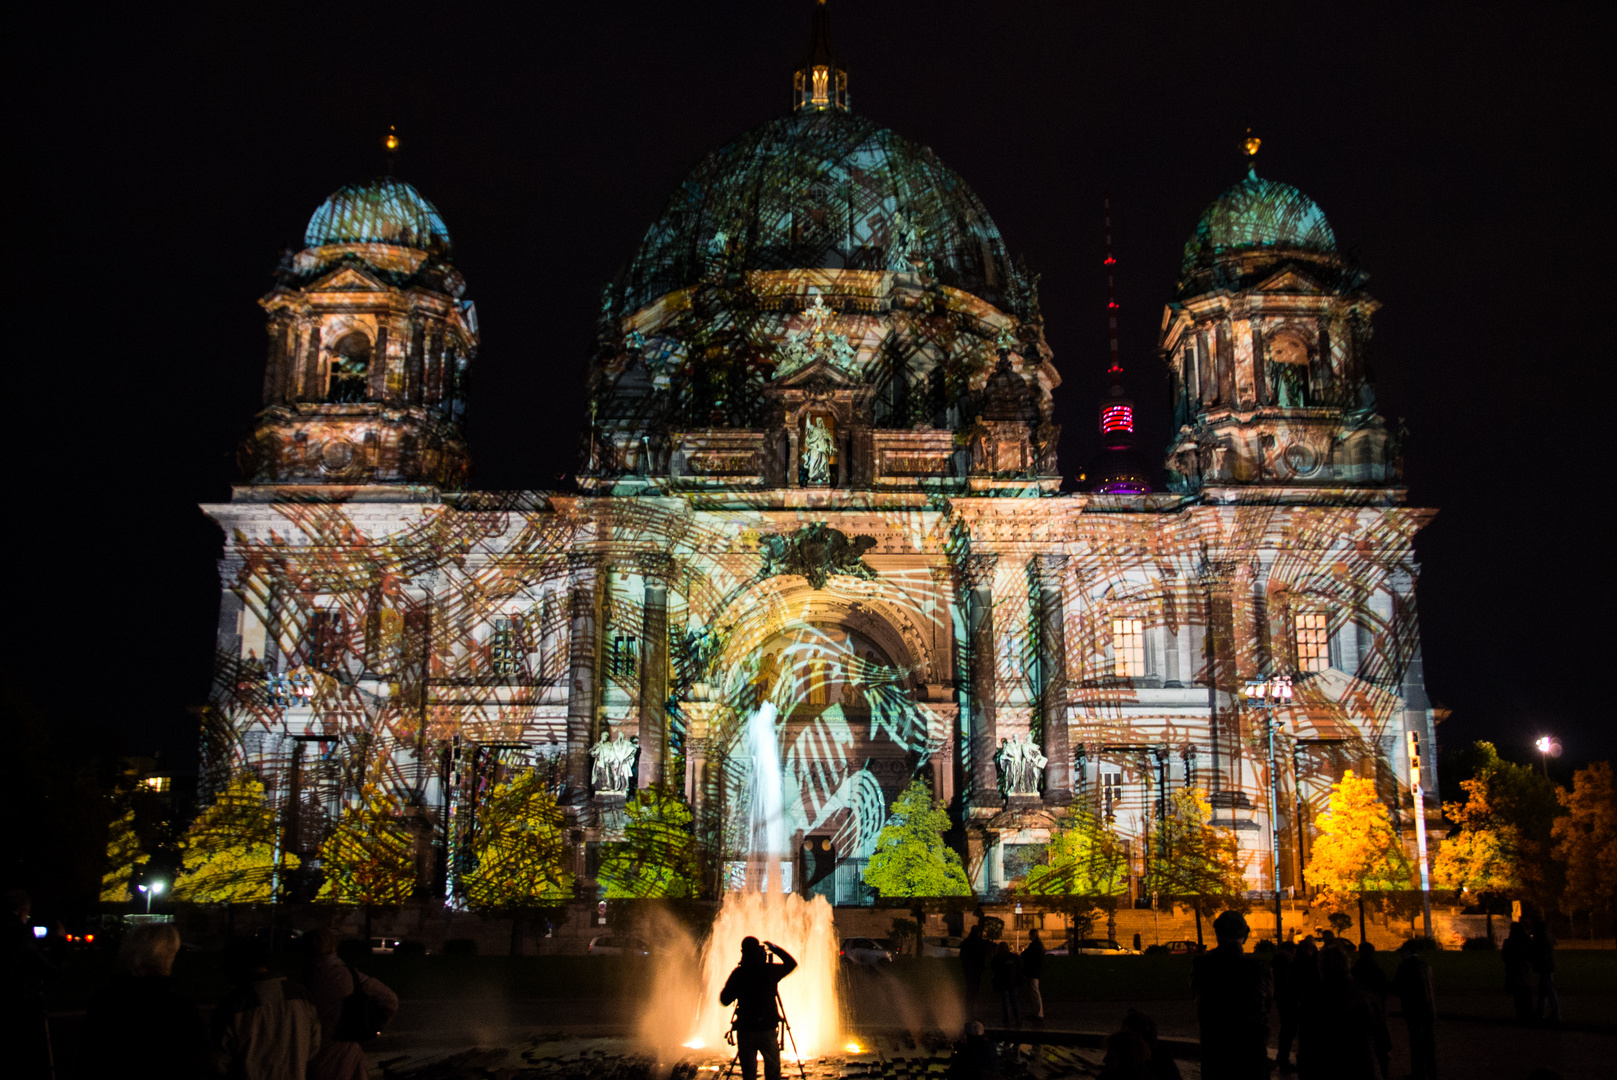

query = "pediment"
[307,265,391,293]
[1254,267,1324,294]
[771,355,864,389]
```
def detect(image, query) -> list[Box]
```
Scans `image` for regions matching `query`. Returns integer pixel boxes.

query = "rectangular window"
[1113,617,1145,677]
[490,617,521,678]
[307,609,344,672]
[1295,611,1330,673]
[612,634,637,679]
[1101,767,1124,820]
[1184,342,1199,402]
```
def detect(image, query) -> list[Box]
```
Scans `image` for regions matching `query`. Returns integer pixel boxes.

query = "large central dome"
[616,110,1015,315]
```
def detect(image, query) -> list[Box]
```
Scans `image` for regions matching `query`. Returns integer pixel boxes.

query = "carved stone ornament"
[757,522,877,590]
[774,294,860,380]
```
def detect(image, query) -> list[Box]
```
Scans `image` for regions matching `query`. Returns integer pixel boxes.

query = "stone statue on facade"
[997,731,1047,797]
[590,729,640,796]
[803,417,833,485]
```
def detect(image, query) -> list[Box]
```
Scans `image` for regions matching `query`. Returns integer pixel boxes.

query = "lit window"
[611,635,637,679]
[1113,617,1144,677]
[1295,611,1329,673]
[1101,767,1123,820]
[143,776,171,793]
[490,617,521,678]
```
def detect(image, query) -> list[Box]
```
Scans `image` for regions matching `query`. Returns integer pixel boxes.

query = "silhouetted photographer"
[720,937,798,1080]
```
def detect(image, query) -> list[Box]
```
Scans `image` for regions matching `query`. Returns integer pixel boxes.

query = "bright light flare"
[1535,736,1553,754]
[683,1040,705,1050]
[844,1042,864,1054]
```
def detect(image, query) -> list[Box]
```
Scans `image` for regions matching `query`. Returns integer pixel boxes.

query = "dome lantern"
[793,0,848,114]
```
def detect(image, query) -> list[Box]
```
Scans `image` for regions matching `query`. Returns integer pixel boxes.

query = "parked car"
[839,937,893,964]
[587,935,651,956]
[1162,939,1204,955]
[1070,937,1140,956]
[1041,942,1069,956]
[921,936,963,958]
[370,936,403,955]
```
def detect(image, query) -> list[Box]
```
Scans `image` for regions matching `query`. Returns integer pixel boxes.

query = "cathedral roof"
[615,110,1015,314]
[304,177,453,253]
[1180,168,1336,274]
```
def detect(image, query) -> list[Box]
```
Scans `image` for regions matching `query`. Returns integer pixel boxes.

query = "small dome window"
[327,331,371,403]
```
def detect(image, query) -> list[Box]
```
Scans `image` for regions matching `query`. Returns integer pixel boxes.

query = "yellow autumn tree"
[1307,769,1412,940]
[100,807,149,903]
[316,783,416,905]
[173,771,297,904]
[1144,789,1249,947]
[461,770,574,908]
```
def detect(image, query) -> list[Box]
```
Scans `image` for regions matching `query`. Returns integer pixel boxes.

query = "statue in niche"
[590,729,639,796]
[997,732,1047,797]
[803,416,833,485]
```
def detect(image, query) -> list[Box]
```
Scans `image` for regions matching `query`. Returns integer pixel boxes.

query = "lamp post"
[136,880,165,915]
[1243,675,1293,947]
[1406,732,1434,941]
[1534,735,1554,778]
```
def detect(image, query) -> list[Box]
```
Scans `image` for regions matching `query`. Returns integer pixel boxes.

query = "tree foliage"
[1143,789,1247,917]
[100,807,148,903]
[316,783,416,905]
[862,778,972,899]
[1552,761,1617,920]
[461,769,574,908]
[173,771,296,904]
[599,785,700,899]
[1024,804,1127,900]
[1443,741,1563,909]
[1307,769,1412,912]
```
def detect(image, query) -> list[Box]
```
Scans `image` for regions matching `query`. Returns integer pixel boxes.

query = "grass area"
[46,949,1617,1012]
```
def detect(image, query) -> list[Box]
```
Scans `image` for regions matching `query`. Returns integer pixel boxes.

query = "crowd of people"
[949,908,1567,1080]
[3,890,397,1080]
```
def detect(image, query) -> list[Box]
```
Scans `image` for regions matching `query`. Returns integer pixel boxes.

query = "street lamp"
[136,880,165,915]
[1534,735,1558,778]
[1243,674,1293,947]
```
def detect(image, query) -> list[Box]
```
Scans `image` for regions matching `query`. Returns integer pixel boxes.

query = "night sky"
[4,3,1610,778]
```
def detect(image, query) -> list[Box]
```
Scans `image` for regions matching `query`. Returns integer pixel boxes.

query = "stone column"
[564,554,604,806]
[963,554,999,805]
[1033,554,1072,803]
[637,554,673,788]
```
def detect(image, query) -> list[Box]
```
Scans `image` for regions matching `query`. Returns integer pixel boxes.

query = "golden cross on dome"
[805,294,832,339]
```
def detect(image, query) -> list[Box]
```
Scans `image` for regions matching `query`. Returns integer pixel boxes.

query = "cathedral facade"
[202,8,1436,906]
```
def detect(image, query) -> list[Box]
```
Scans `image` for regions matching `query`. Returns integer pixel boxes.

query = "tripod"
[719,987,808,1080]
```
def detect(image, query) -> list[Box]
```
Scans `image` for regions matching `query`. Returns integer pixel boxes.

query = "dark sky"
[4,3,1611,777]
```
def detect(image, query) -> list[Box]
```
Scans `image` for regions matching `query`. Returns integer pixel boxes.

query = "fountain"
[641,701,843,1059]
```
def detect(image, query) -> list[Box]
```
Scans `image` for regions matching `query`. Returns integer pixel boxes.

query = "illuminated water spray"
[642,701,843,1058]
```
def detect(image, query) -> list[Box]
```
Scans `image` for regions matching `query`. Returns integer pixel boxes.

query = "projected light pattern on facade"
[200,2,1438,907]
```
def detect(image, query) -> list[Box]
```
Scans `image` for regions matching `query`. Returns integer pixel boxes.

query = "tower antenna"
[1103,192,1121,385]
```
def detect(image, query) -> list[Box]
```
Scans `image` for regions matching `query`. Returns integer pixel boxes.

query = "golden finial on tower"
[382,125,400,174]
[1242,128,1261,178]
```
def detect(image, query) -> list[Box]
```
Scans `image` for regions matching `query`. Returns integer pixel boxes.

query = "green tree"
[598,785,701,899]
[862,778,972,901]
[1024,804,1127,948]
[1432,761,1522,938]
[100,807,148,903]
[1446,740,1564,911]
[1143,789,1248,947]
[316,783,416,905]
[173,771,297,904]
[1552,761,1617,929]
[461,769,575,906]
[1307,769,1412,943]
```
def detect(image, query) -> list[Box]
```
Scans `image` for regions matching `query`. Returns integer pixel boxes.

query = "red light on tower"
[1101,404,1133,434]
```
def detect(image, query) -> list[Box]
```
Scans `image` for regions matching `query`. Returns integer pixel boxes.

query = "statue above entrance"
[757,522,877,590]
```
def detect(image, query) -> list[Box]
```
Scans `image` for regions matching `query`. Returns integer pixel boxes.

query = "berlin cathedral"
[203,3,1437,906]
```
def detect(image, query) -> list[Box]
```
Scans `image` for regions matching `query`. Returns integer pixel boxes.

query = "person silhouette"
[720,937,798,1080]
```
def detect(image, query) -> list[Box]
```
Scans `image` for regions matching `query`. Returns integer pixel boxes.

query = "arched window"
[327,331,371,403]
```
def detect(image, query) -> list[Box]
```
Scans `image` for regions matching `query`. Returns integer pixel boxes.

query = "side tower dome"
[1159,136,1396,492]
[583,0,1057,497]
[242,167,478,488]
